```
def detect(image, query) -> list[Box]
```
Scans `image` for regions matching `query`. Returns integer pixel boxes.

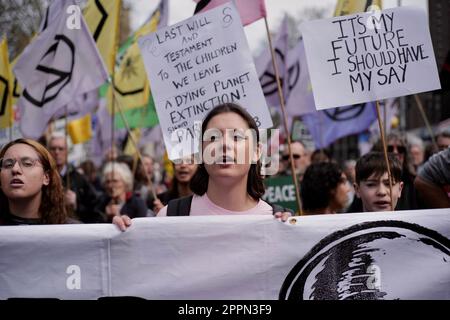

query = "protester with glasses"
[0,138,71,225]
[279,141,311,181]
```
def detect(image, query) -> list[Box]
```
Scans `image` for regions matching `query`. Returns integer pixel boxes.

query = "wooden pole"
[111,79,116,185]
[112,89,158,201]
[383,100,387,137]
[413,94,438,151]
[64,105,70,189]
[264,17,303,215]
[318,111,325,158]
[375,101,395,211]
[9,112,13,142]
[110,1,122,203]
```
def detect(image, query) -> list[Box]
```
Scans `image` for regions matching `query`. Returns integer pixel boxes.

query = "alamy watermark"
[169,125,280,176]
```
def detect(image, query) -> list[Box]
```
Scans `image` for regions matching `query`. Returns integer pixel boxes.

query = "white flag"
[52,90,99,121]
[284,39,317,117]
[14,0,108,139]
[255,20,317,117]
[256,15,289,107]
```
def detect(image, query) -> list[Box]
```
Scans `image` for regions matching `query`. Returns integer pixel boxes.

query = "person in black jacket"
[48,133,101,223]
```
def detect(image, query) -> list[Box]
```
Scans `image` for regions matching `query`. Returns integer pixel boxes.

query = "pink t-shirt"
[158,194,273,216]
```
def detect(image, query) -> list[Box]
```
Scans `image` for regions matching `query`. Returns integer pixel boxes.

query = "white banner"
[301,6,441,110]
[0,209,449,300]
[138,2,272,160]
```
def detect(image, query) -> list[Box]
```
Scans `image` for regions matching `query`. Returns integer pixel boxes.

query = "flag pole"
[64,105,70,190]
[9,112,13,142]
[112,90,159,202]
[264,17,303,215]
[375,101,395,211]
[383,100,387,137]
[110,2,122,204]
[413,94,438,151]
[318,111,325,157]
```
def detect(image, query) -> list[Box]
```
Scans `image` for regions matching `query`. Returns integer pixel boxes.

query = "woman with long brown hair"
[0,138,69,225]
[113,103,291,230]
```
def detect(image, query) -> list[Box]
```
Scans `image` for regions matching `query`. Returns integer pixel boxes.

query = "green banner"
[262,175,298,212]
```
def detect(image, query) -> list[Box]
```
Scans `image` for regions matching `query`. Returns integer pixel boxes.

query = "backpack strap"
[166,195,193,216]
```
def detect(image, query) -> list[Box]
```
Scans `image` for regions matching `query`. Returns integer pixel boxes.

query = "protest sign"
[301,6,441,110]
[262,175,298,212]
[138,2,272,160]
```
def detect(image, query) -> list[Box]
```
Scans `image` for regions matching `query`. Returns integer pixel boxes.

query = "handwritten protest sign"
[138,3,272,160]
[301,6,441,110]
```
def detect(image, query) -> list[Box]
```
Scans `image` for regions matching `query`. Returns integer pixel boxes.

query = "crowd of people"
[0,103,449,227]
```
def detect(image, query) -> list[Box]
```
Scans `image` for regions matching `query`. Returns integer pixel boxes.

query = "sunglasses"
[387,145,406,154]
[282,154,302,161]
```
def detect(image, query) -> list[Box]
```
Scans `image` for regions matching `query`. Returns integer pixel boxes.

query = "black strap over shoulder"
[166,195,194,216]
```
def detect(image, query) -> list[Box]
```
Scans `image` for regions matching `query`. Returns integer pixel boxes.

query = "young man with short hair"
[354,152,403,212]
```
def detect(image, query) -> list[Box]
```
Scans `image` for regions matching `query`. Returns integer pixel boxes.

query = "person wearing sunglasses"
[0,139,71,225]
[280,141,311,180]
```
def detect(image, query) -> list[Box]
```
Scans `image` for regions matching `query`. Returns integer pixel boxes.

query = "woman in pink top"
[114,103,290,230]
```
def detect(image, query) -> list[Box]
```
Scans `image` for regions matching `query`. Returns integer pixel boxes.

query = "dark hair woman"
[301,162,350,214]
[113,103,290,230]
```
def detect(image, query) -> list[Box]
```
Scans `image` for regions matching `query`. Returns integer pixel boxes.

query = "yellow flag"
[123,128,141,156]
[334,0,383,16]
[108,3,164,112]
[0,38,13,129]
[84,0,121,74]
[108,41,150,112]
[67,113,92,144]
[163,151,173,180]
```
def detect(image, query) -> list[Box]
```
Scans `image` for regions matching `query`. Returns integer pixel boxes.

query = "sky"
[126,0,428,54]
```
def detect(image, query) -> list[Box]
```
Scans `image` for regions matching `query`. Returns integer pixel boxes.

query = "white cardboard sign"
[138,2,272,160]
[301,6,441,110]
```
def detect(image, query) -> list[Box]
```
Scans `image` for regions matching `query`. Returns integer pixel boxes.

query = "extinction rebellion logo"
[22,34,75,108]
[279,220,450,300]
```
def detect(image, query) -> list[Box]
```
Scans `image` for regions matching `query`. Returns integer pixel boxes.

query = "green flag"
[114,95,158,129]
